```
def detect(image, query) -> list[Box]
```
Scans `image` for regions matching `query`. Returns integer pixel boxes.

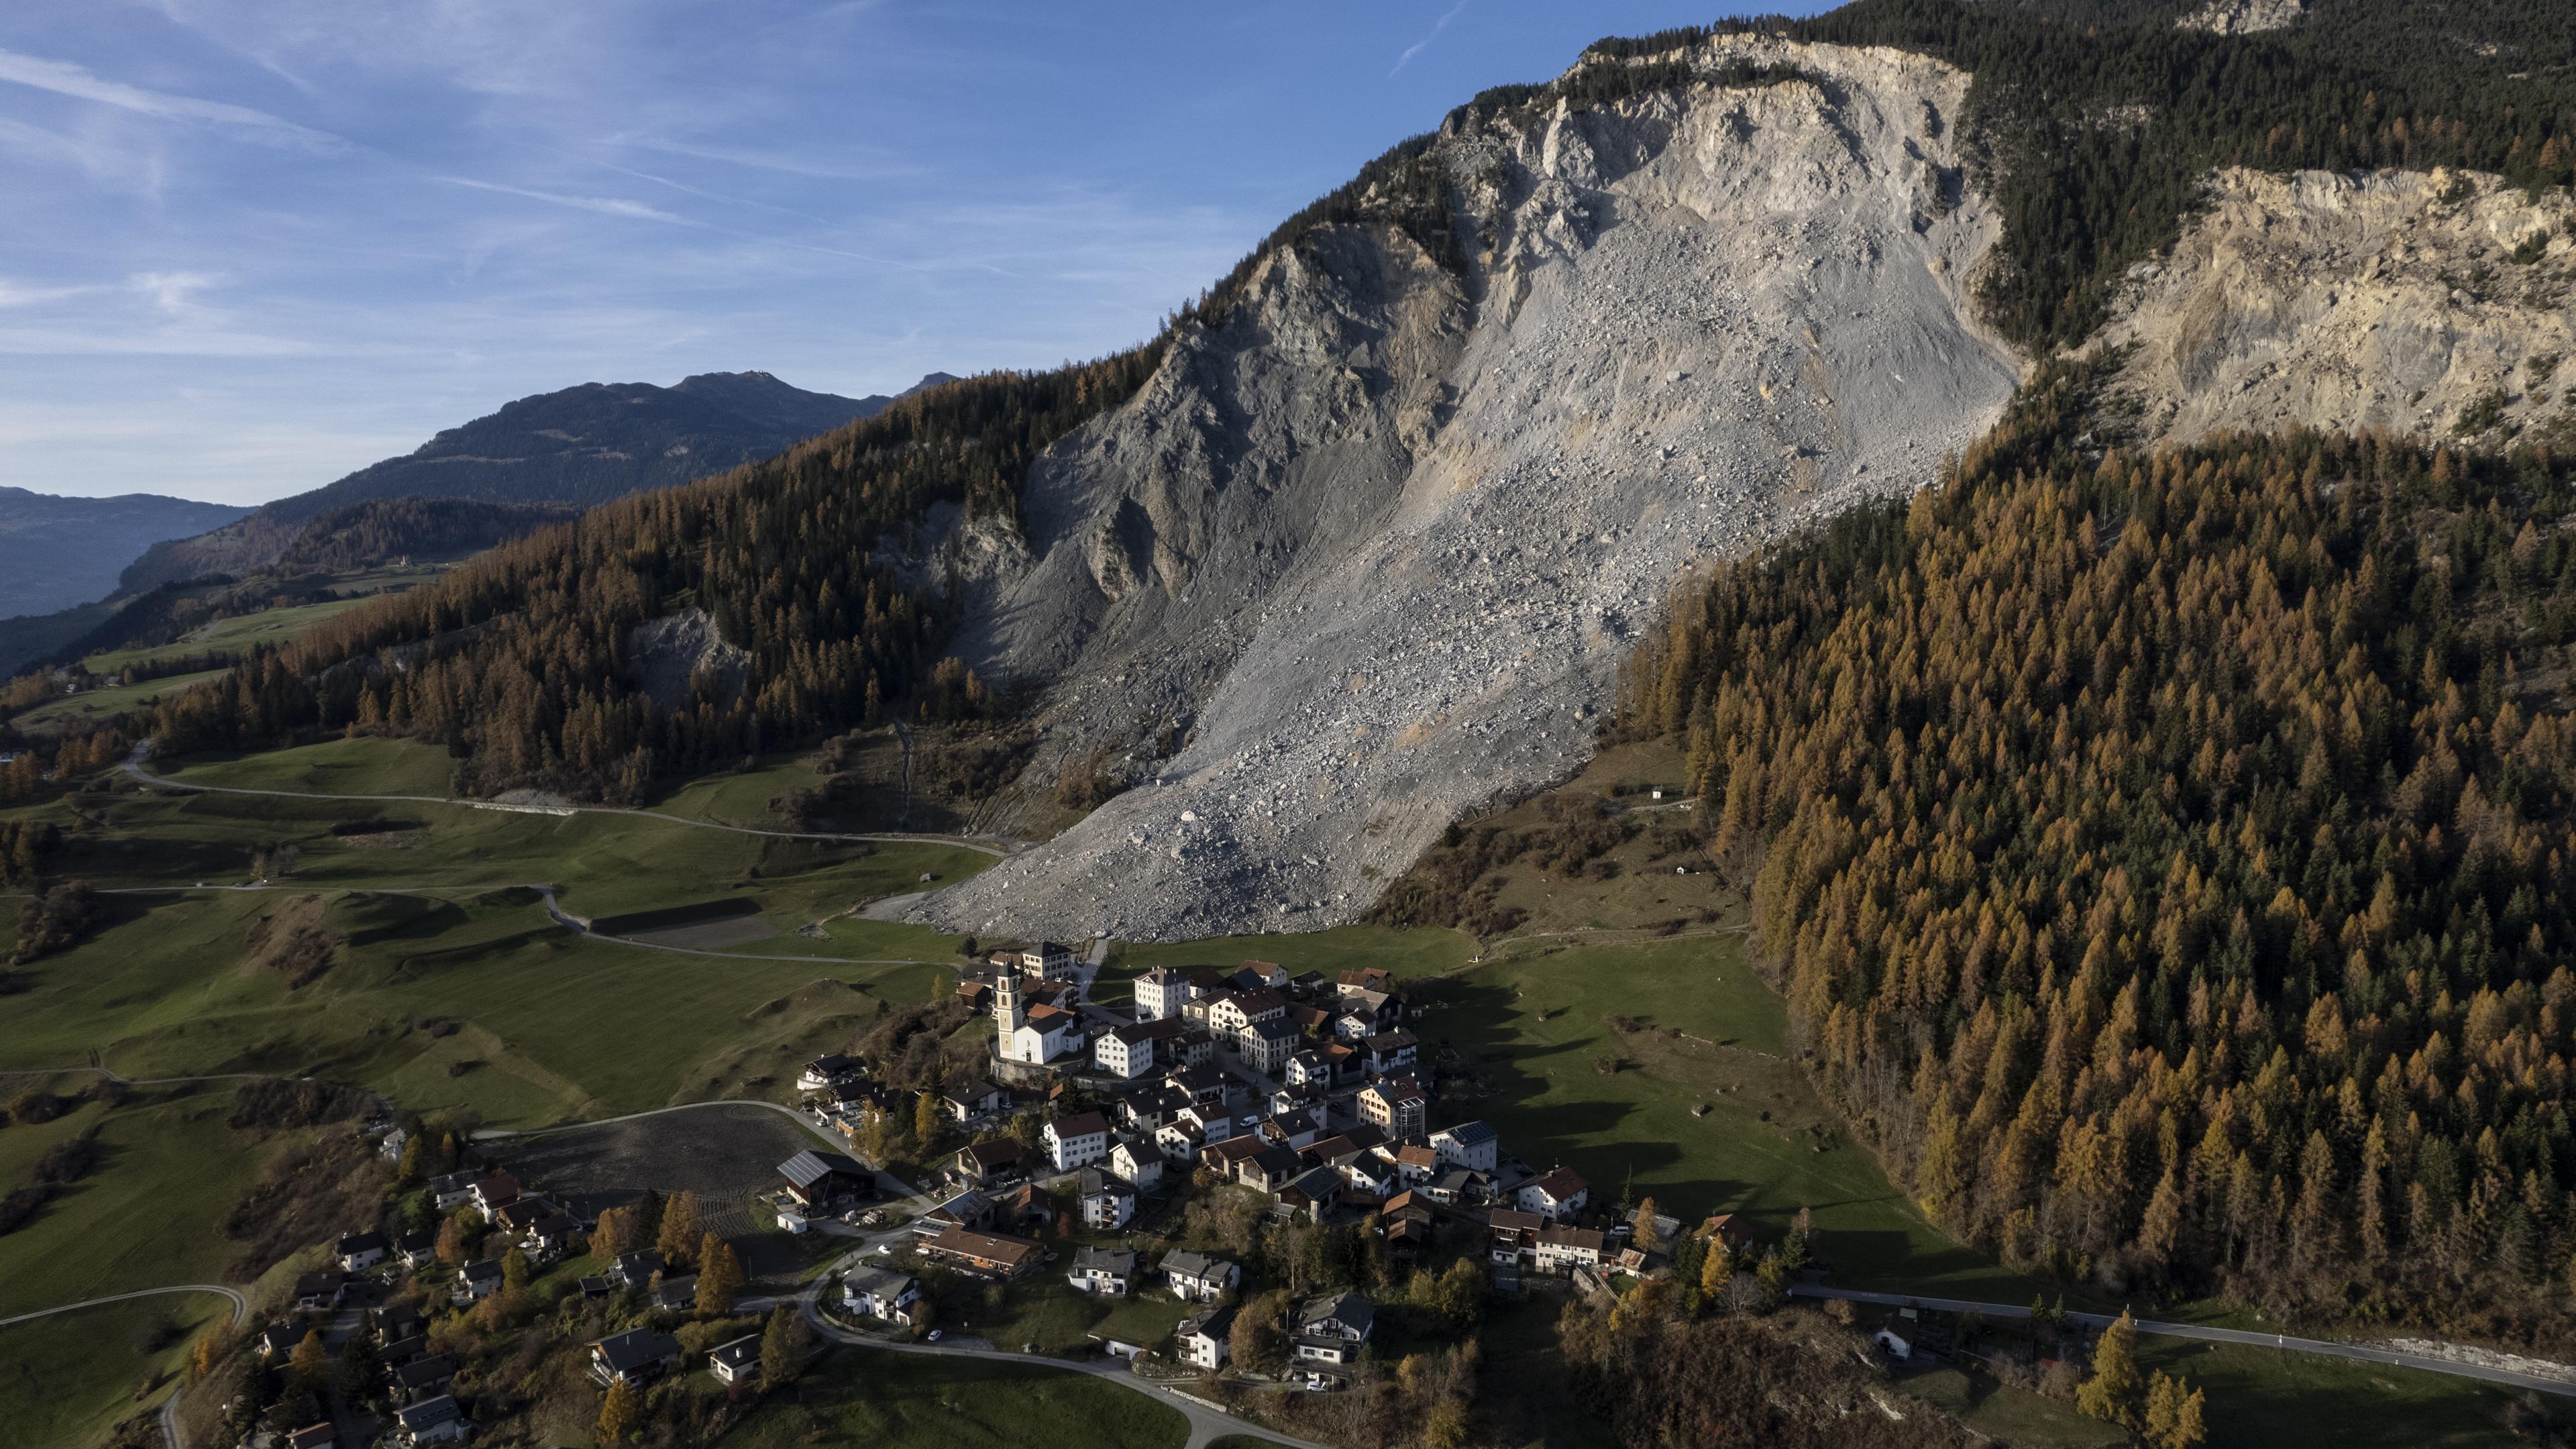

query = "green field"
[14,669,227,736]
[722,1350,1187,1449]
[0,1295,226,1448]
[0,1090,270,1317]
[2136,1339,2573,1449]
[160,735,459,797]
[81,594,386,676]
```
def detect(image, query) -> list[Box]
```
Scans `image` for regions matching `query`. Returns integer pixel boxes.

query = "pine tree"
[1633,1196,1661,1252]
[2077,1311,2144,1429]
[914,1091,942,1152]
[759,1304,808,1387]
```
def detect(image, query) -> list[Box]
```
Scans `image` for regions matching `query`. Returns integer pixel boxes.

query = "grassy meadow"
[0,1294,227,1448]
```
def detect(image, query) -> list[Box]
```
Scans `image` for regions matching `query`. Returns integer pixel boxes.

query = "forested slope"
[1618,366,2576,1344]
[147,356,1161,798]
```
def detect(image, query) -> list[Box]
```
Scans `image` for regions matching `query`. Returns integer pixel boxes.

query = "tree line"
[1617,361,2576,1348]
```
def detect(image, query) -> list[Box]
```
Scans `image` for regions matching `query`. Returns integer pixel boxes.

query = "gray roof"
[1070,1246,1135,1275]
[1434,1120,1497,1146]
[1160,1249,1233,1281]
[1077,1168,1133,1199]
[1181,1305,1237,1342]
[593,1328,680,1375]
[780,1149,869,1190]
[844,1264,916,1297]
[396,1396,462,1431]
[460,1259,502,1283]
[1301,1291,1374,1336]
[710,1334,761,1368]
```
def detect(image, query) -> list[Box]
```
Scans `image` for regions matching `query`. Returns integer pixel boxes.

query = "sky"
[0,1,1829,505]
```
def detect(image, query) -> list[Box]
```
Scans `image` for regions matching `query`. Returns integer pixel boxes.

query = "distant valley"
[0,486,249,623]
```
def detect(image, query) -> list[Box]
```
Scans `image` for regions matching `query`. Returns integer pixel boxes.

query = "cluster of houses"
[254,1294,466,1448]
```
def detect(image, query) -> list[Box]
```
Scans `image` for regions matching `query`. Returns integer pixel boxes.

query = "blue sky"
[0,2,1825,504]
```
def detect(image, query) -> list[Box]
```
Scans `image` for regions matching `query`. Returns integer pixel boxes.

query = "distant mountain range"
[0,487,252,623]
[116,370,959,594]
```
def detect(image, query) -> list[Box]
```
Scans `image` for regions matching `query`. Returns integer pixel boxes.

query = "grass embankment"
[723,1351,1187,1449]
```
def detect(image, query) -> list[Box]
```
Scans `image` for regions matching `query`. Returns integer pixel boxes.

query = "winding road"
[0,1283,247,1330]
[1788,1285,2576,1399]
[118,743,1016,858]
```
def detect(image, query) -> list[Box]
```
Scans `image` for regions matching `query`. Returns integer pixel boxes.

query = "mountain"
[0,487,251,623]
[135,6,2576,943]
[117,370,943,592]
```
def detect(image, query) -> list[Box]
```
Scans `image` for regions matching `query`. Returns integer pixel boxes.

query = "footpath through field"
[1788,1285,2576,1399]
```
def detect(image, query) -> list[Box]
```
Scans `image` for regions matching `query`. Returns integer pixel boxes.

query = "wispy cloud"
[0,47,342,152]
[438,177,697,225]
[1391,0,1470,76]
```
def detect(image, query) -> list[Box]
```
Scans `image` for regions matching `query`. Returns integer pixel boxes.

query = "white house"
[708,1335,761,1385]
[1517,1166,1589,1221]
[941,1080,1009,1122]
[996,974,1083,1066]
[841,1265,920,1326]
[1079,1169,1136,1230]
[1159,1250,1239,1303]
[1111,1138,1166,1190]
[1178,1307,1234,1370]
[1095,1021,1169,1079]
[796,1054,860,1093]
[1534,1224,1607,1273]
[1067,1244,1136,1296]
[335,1232,389,1273]
[1134,967,1194,1022]
[1431,1120,1499,1174]
[1044,1112,1112,1173]
[1293,1291,1374,1371]
[1285,1051,1332,1091]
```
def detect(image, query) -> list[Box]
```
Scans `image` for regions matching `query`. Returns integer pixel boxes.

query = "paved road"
[0,1283,248,1329]
[119,744,1016,858]
[1788,1286,2576,1399]
[796,1250,1329,1449]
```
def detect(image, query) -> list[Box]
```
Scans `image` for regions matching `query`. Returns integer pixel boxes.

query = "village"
[204,941,1968,1449]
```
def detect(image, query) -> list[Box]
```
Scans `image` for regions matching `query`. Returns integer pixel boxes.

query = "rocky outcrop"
[2098,167,2576,445]
[2176,0,2305,35]
[625,608,749,711]
[898,36,2022,941]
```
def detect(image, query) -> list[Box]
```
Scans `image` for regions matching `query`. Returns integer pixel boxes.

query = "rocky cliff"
[896,36,2022,940]
[2098,167,2575,445]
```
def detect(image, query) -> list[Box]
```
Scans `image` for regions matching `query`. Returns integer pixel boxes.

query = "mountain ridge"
[116,370,950,594]
[0,486,252,623]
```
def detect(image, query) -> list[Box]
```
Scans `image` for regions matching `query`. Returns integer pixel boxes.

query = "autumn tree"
[1633,1196,1661,1253]
[592,1205,637,1260]
[2143,1371,2209,1449]
[657,1191,700,1269]
[2077,1312,2143,1429]
[698,1234,744,1317]
[596,1378,639,1444]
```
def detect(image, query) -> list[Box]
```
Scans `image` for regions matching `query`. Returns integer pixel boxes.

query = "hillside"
[119,3,2576,944]
[0,486,250,621]
[117,370,944,592]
